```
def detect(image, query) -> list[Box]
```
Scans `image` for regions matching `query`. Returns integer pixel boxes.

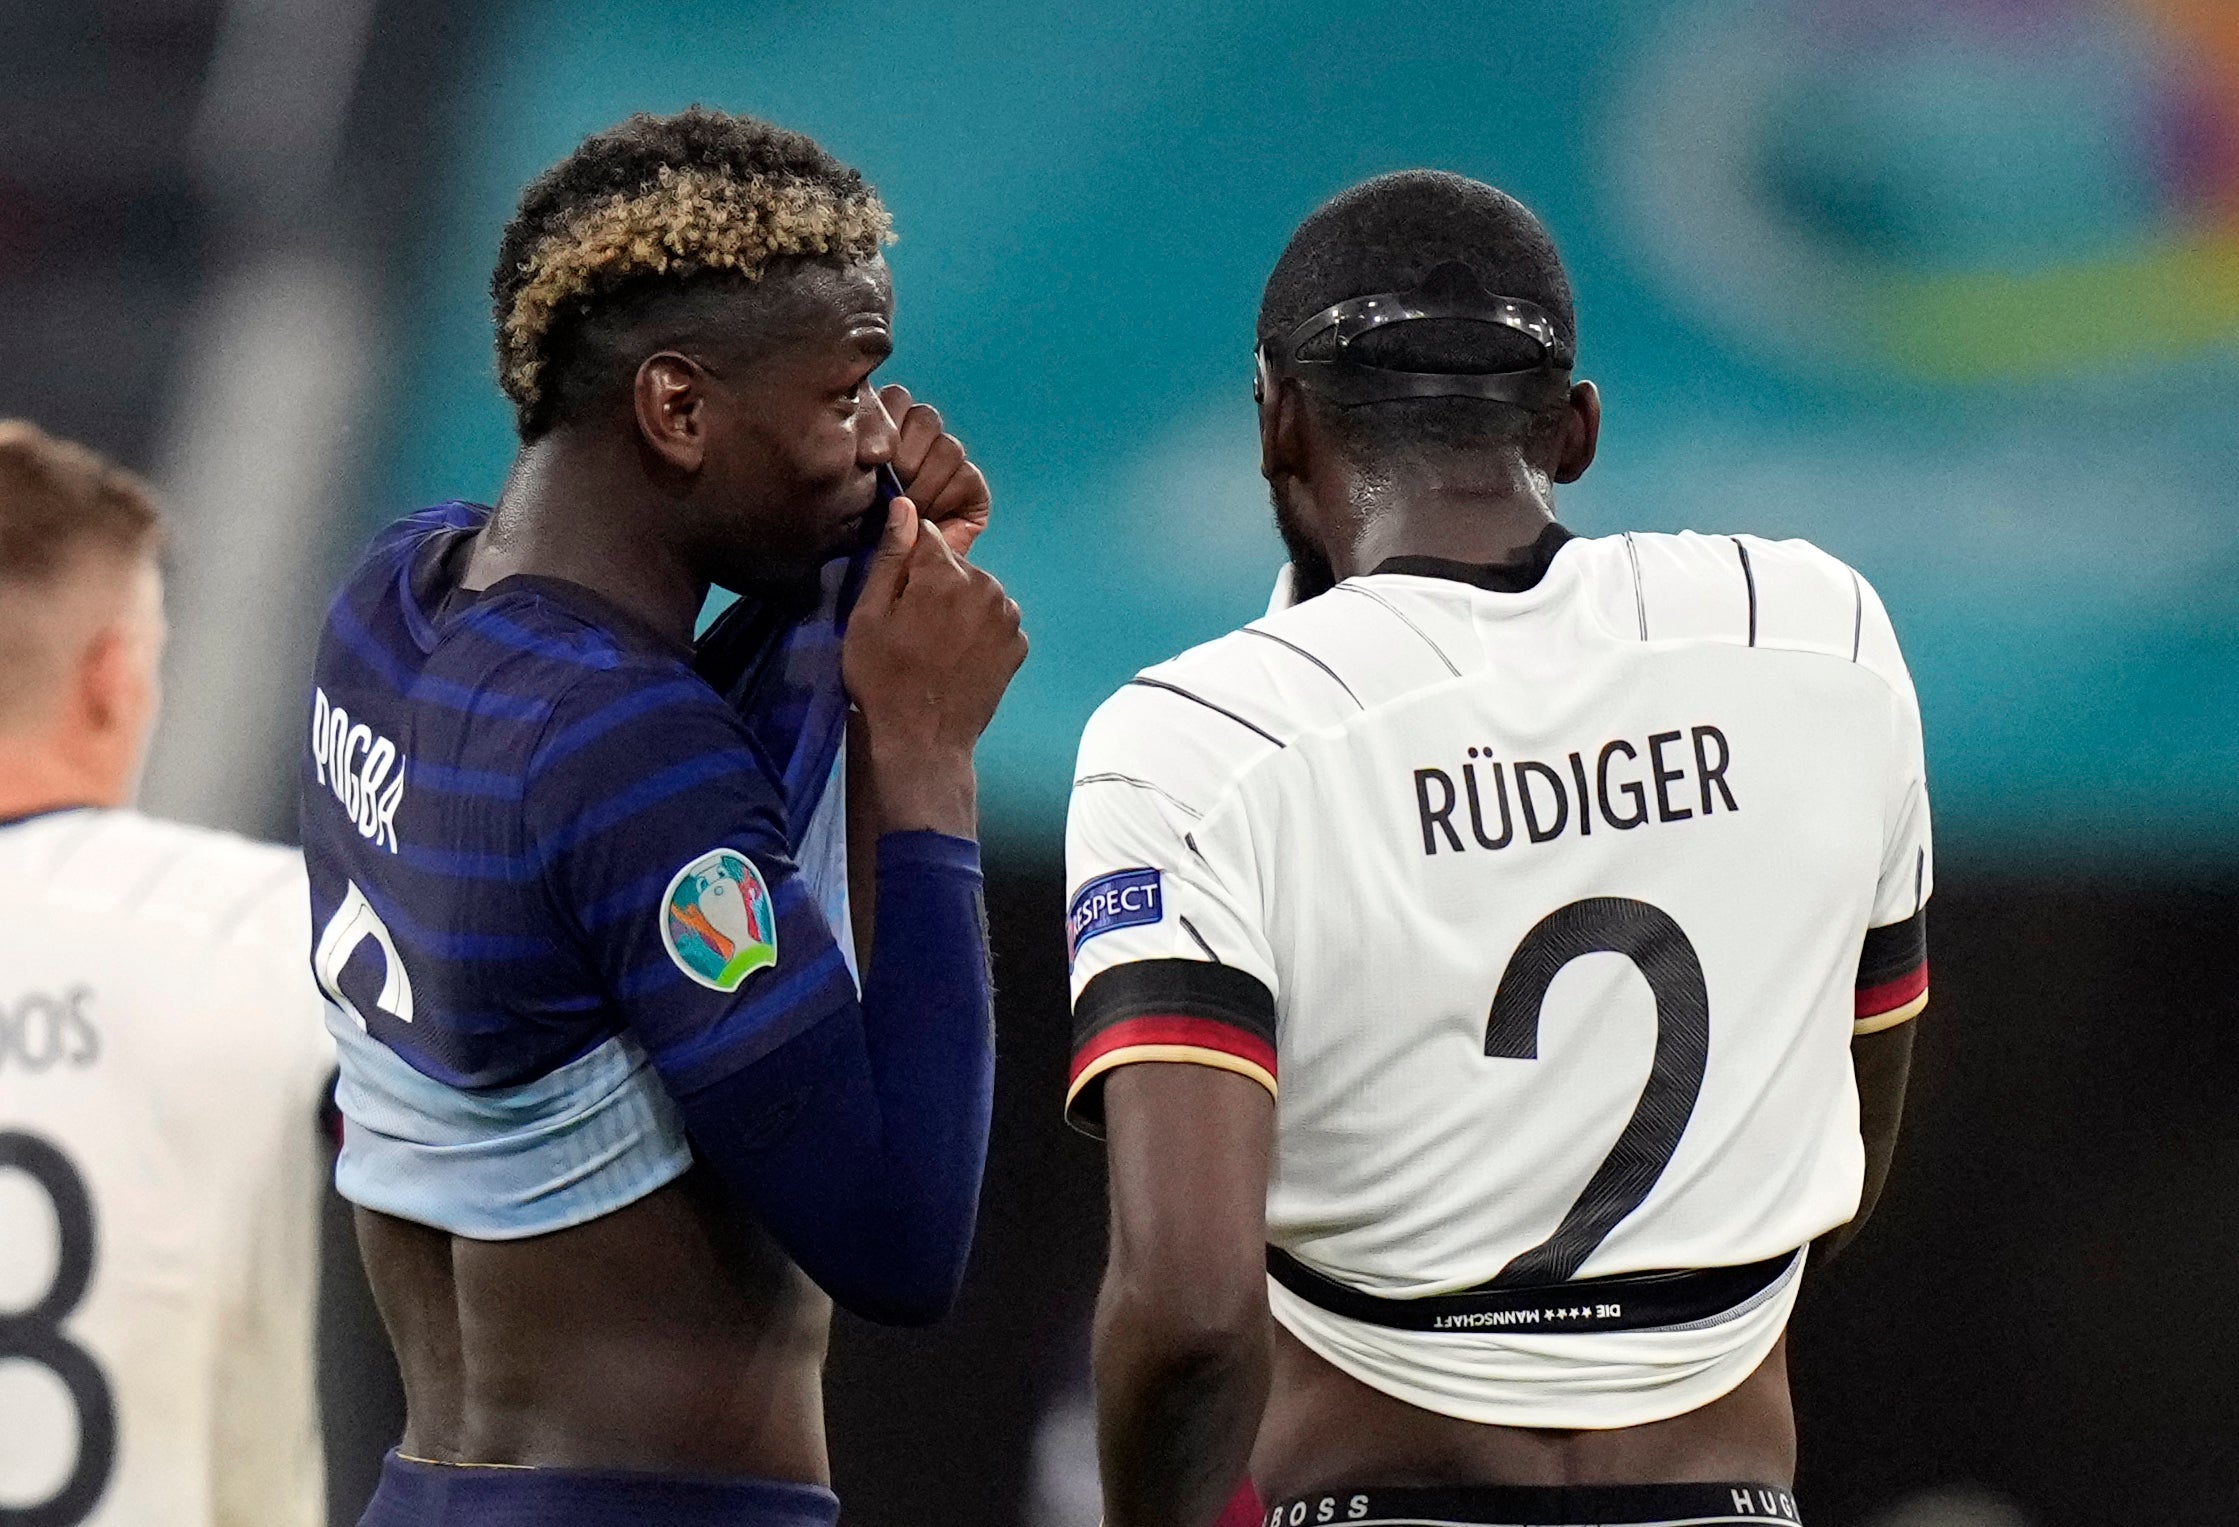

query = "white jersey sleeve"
[1063,679,1284,1134]
[1851,570,1933,1033]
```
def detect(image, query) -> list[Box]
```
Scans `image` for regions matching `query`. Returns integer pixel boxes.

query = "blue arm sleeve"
[669,830,994,1325]
[528,660,992,1324]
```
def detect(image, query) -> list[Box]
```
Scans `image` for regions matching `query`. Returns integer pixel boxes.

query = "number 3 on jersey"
[1482,897,1710,1288]
[0,1130,117,1527]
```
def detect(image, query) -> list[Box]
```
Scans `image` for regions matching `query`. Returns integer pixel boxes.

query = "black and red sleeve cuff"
[1067,959,1277,1137]
[1855,906,1929,1033]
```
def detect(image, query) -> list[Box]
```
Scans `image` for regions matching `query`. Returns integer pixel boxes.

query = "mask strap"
[1255,263,1573,409]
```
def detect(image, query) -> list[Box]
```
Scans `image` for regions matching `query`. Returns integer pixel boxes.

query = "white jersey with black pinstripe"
[1063,526,1931,1428]
[0,809,332,1527]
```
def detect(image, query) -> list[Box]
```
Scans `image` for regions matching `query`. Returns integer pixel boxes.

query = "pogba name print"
[1412,725,1736,855]
[311,686,407,853]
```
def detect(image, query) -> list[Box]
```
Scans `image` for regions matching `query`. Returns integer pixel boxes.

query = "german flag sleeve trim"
[1854,906,1928,1034]
[1067,959,1278,1137]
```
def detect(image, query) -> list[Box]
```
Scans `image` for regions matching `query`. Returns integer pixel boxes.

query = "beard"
[1271,484,1337,602]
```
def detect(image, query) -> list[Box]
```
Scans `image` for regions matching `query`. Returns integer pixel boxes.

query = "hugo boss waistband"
[1263,1481,1802,1527]
[1265,1247,1800,1335]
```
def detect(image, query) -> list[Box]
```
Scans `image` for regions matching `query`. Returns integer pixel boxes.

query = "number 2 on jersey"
[1482,897,1710,1288]
[0,1130,117,1527]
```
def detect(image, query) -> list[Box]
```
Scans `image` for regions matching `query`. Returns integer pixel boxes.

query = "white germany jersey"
[0,809,332,1527]
[1065,528,1931,1428]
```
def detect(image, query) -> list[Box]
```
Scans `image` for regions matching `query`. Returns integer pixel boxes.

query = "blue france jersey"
[302,504,861,1236]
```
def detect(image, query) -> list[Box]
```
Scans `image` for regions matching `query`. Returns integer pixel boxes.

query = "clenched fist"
[842,494,1027,836]
[880,384,990,559]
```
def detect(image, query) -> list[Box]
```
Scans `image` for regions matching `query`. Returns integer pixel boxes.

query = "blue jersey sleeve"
[522,661,857,1097]
[522,657,995,1324]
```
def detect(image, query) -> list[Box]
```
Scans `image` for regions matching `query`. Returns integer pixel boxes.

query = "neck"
[0,733,117,820]
[1325,450,1557,581]
[470,429,706,648]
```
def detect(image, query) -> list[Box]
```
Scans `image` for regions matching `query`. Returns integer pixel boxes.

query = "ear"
[81,561,164,733]
[633,352,714,475]
[1552,380,1601,485]
[59,617,156,808]
[80,615,153,737]
[1259,375,1309,484]
[78,625,133,734]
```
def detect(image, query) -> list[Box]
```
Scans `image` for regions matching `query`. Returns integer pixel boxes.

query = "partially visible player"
[305,109,1025,1526]
[0,421,332,1527]
[1070,174,1926,1527]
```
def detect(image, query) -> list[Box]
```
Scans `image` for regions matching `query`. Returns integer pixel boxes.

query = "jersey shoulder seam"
[427,584,631,663]
[1082,672,1296,838]
[1598,531,1911,695]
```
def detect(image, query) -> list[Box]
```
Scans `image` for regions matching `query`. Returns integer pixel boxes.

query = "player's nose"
[858,387,899,468]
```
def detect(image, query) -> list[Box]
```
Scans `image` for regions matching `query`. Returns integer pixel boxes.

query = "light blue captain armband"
[326,1002,693,1239]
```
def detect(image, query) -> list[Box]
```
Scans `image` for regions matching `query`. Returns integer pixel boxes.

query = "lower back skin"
[358,1166,832,1480]
[1253,1324,1795,1499]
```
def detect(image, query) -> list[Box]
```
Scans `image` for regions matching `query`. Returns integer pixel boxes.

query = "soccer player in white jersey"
[1067,175,1928,1527]
[0,422,333,1527]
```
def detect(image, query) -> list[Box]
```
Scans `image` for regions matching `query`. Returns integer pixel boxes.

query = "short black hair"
[492,106,892,439]
[1259,170,1576,460]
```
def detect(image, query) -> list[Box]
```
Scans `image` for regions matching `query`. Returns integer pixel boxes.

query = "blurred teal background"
[379,0,2239,860]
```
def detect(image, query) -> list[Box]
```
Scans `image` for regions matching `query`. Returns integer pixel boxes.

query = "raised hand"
[842,494,1027,836]
[879,384,990,558]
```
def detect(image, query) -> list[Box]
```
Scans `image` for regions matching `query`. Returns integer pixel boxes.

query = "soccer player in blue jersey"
[301,109,1025,1526]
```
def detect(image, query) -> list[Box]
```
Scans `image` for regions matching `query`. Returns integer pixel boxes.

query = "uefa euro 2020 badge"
[661,848,778,992]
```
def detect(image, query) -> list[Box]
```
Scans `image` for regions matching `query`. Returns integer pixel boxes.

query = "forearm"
[1815,1022,1916,1268]
[852,828,997,1283]
[1095,1281,1270,1527]
[1095,1065,1278,1527]
[857,723,977,838]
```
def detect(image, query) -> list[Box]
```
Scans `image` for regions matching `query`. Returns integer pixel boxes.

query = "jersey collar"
[410,519,696,664]
[0,804,93,831]
[1370,521,1575,593]
[473,574,697,662]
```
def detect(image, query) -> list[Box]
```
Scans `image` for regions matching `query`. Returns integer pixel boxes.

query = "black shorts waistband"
[1266,1248,1799,1334]
[1264,1481,1802,1527]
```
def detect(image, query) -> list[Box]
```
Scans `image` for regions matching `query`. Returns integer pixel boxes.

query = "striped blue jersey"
[302,504,860,1106]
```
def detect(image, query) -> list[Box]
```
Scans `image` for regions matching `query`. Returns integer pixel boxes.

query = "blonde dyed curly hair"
[492,107,892,437]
